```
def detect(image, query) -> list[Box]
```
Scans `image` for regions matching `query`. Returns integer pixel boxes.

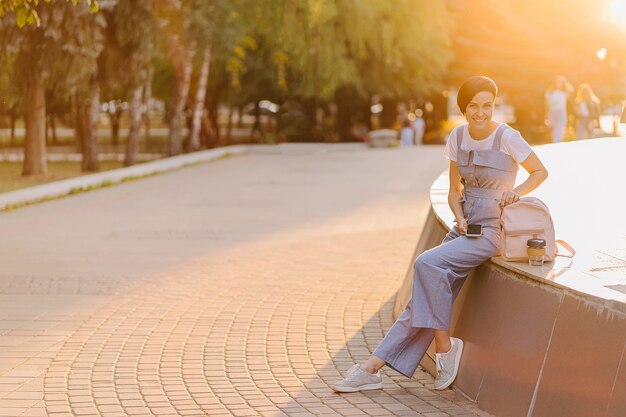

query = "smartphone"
[466,224,483,237]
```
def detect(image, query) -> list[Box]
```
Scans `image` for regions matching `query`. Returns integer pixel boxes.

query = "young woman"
[333,76,548,392]
[545,75,574,143]
[574,83,600,140]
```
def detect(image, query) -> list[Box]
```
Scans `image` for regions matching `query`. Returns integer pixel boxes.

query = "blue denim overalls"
[373,123,519,377]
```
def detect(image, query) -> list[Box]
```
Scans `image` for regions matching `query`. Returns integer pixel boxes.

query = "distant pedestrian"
[545,75,574,143]
[349,120,370,143]
[412,109,426,145]
[399,119,414,147]
[574,83,600,139]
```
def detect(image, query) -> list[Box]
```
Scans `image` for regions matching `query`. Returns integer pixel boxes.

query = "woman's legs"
[362,355,386,373]
[577,118,593,139]
[577,119,586,140]
[434,329,452,353]
[368,227,499,377]
[550,110,567,143]
[335,227,499,392]
[362,329,450,373]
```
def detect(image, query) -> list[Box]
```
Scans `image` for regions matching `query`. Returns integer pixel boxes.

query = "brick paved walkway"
[0,144,492,416]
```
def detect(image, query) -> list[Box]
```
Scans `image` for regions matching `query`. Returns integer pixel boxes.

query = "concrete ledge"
[394,137,626,417]
[0,145,249,211]
[0,152,163,162]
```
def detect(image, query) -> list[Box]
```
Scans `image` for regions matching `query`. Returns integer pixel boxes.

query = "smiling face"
[464,91,495,130]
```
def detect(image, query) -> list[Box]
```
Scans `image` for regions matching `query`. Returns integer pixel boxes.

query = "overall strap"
[455,125,465,150]
[492,124,508,151]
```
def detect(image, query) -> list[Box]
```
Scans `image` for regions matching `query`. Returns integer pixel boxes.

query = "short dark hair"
[457,76,498,114]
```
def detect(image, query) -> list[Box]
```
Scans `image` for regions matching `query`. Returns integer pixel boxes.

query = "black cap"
[527,239,546,248]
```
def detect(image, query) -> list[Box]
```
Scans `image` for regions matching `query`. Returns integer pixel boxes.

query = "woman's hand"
[500,190,520,207]
[456,217,468,235]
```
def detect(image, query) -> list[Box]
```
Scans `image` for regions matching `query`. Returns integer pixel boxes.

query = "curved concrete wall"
[393,138,626,417]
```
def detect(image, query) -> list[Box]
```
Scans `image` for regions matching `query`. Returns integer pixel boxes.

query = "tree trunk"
[50,114,58,145]
[428,92,448,132]
[109,108,121,146]
[143,66,153,143]
[125,86,143,166]
[227,105,234,143]
[79,83,100,172]
[188,46,211,152]
[361,101,372,130]
[168,47,194,156]
[200,112,212,148]
[335,84,361,141]
[45,112,50,146]
[379,98,398,129]
[236,105,244,128]
[207,102,220,146]
[303,98,317,134]
[9,111,16,147]
[73,93,84,153]
[45,113,57,146]
[23,74,47,176]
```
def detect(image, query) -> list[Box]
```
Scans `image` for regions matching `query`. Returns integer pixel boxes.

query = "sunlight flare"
[609,0,626,26]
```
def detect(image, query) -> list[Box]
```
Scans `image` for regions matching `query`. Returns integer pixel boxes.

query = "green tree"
[185,0,214,151]
[0,1,105,175]
[246,0,453,138]
[98,0,156,165]
[151,0,195,156]
[184,0,250,150]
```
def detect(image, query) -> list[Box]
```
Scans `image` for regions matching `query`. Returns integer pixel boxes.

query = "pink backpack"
[500,197,575,262]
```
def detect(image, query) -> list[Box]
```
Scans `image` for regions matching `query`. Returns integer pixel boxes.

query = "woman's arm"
[448,160,468,234]
[500,151,548,207]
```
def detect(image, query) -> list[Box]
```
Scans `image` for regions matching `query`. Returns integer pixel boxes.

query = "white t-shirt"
[545,90,567,112]
[444,124,532,164]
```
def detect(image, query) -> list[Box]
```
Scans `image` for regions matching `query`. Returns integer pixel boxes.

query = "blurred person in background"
[412,109,426,145]
[399,119,415,146]
[545,75,574,143]
[349,119,370,143]
[574,83,601,139]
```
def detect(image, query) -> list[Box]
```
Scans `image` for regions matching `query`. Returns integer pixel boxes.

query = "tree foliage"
[2,1,105,93]
[245,0,453,102]
[98,0,155,100]
[0,0,98,27]
[0,1,105,174]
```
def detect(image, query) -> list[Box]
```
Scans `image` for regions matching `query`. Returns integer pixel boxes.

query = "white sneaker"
[434,337,464,390]
[332,364,383,393]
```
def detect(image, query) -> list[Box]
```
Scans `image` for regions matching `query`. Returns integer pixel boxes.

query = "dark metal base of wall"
[394,213,626,417]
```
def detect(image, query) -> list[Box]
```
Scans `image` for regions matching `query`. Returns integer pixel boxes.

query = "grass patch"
[0,148,241,212]
[1,170,160,212]
[0,161,124,194]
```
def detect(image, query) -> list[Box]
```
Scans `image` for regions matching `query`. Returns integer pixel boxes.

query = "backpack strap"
[492,123,508,151]
[555,239,576,258]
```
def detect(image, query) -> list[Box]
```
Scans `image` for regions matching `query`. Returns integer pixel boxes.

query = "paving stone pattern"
[0,144,493,416]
